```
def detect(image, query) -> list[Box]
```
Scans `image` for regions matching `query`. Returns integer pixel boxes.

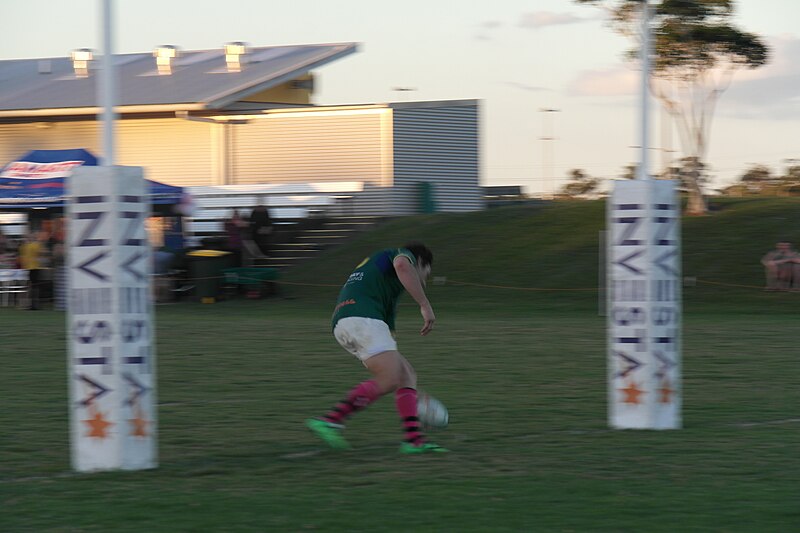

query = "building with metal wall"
[0,43,483,219]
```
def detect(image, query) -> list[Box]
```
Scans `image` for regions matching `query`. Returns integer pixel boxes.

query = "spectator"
[0,230,16,269]
[49,218,67,310]
[153,247,176,275]
[761,241,800,291]
[18,230,46,309]
[248,200,274,257]
[224,209,246,266]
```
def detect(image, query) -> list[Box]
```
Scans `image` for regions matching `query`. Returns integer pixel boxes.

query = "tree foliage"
[559,169,601,198]
[721,163,800,196]
[575,0,769,215]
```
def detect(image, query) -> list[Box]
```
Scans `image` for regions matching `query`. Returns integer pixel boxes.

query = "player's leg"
[366,351,448,454]
[306,318,395,449]
[308,350,407,435]
[362,349,415,392]
[306,373,382,450]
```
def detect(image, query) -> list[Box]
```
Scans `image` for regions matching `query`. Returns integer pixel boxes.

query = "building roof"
[0,43,357,117]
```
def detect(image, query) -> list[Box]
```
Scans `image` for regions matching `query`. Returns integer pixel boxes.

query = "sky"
[1,0,798,195]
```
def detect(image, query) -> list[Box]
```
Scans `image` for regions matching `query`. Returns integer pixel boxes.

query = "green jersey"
[332,248,417,331]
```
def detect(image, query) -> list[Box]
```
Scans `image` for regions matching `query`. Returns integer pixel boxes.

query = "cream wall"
[229,108,391,186]
[0,118,215,186]
[0,109,391,189]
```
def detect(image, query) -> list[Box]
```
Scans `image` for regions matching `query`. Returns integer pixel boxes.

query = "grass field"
[2,200,800,531]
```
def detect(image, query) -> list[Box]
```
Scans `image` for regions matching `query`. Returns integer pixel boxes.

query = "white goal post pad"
[67,166,157,471]
[607,179,681,429]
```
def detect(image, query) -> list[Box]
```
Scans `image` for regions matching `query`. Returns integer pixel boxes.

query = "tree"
[620,163,638,180]
[575,0,769,215]
[778,162,800,195]
[739,164,774,194]
[560,169,600,198]
[674,156,710,192]
[723,162,800,197]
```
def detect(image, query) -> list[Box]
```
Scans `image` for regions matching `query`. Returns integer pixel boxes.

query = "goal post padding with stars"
[67,165,157,471]
[607,179,681,429]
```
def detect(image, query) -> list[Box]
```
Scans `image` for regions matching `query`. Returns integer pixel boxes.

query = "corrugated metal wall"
[0,119,214,187]
[391,101,483,215]
[229,109,392,215]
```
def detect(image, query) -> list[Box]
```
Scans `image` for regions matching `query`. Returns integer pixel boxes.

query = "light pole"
[100,0,116,166]
[539,108,560,198]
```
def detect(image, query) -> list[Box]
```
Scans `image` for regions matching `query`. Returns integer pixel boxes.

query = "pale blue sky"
[1,0,798,194]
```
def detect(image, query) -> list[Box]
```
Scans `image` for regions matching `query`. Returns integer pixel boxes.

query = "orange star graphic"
[619,381,645,405]
[83,409,113,439]
[129,408,150,438]
[659,379,674,404]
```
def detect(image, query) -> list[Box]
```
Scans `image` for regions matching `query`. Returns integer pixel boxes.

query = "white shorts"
[334,317,398,361]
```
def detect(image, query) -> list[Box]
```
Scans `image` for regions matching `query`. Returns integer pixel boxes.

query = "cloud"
[566,66,638,97]
[719,36,800,120]
[475,11,599,42]
[473,20,504,41]
[505,81,550,93]
[518,11,590,30]
[564,35,800,119]
[480,20,503,30]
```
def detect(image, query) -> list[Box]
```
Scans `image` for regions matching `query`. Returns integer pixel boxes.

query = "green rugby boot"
[305,418,351,450]
[399,442,450,454]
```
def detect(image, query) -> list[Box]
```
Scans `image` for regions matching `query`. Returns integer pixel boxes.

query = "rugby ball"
[417,393,449,429]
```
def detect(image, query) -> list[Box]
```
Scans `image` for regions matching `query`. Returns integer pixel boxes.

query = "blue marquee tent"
[0,149,184,209]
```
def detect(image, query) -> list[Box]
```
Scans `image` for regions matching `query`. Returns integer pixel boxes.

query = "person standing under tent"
[306,242,448,454]
[0,229,14,269]
[248,201,273,258]
[224,209,246,267]
[18,231,45,310]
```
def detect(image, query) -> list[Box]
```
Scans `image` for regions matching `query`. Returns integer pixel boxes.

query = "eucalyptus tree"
[575,0,768,214]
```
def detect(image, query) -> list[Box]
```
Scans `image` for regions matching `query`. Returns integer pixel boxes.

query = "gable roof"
[0,42,357,116]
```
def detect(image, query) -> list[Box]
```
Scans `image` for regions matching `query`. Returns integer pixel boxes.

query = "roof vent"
[70,48,93,78]
[153,45,179,75]
[38,60,52,74]
[224,42,248,73]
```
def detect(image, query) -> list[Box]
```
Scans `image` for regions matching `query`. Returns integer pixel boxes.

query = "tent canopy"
[0,149,183,209]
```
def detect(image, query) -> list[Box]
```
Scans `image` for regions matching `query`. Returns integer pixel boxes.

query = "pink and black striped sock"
[395,387,425,446]
[322,379,380,425]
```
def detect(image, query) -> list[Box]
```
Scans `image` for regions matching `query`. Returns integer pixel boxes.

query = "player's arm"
[394,255,435,336]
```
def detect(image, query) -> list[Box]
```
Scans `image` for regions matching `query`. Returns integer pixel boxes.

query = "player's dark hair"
[403,242,433,268]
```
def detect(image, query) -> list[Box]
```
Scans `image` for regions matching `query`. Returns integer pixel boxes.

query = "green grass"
[2,199,800,531]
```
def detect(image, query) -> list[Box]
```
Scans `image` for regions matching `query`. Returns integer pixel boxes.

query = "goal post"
[67,165,157,471]
[607,179,681,429]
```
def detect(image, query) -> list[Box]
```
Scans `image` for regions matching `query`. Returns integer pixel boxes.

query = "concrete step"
[268,247,322,258]
[272,242,322,249]
[300,228,359,235]
[296,234,353,242]
[250,216,383,270]
[320,218,380,228]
